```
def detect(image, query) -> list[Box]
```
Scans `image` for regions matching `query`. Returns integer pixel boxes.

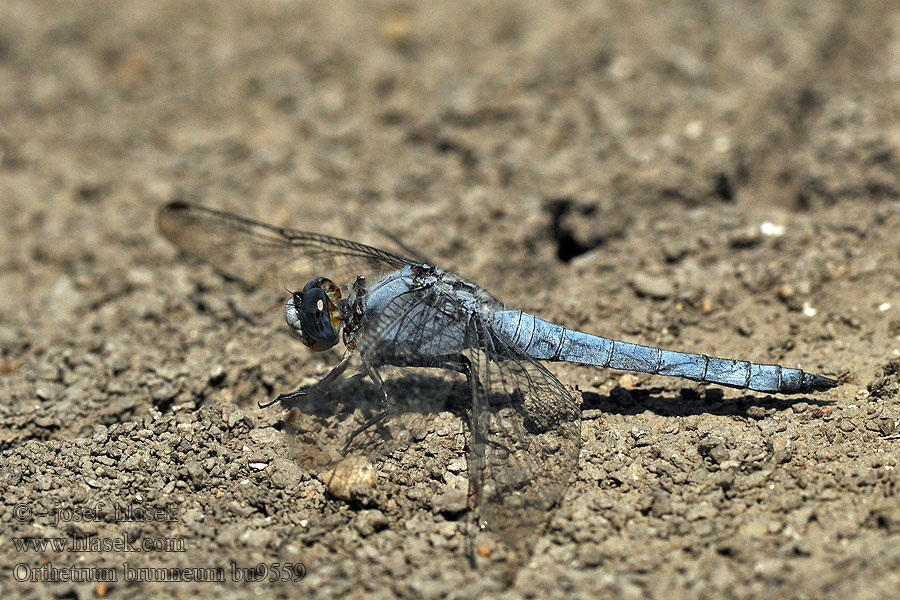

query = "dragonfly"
[157,201,838,571]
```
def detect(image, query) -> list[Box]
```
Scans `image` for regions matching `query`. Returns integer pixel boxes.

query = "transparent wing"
[283,285,469,475]
[354,281,471,367]
[157,201,419,292]
[347,284,580,573]
[282,355,456,473]
[465,316,581,576]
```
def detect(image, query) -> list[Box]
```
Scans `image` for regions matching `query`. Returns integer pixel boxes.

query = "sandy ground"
[3,1,900,598]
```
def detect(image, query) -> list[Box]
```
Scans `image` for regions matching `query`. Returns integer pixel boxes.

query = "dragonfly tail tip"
[804,373,840,392]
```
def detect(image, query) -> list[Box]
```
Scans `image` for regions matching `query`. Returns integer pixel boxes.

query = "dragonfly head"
[285,277,342,351]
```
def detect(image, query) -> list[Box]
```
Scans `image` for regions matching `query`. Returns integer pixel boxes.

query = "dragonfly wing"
[157,201,418,293]
[285,284,467,465]
[282,353,445,473]
[356,286,581,573]
[464,315,582,576]
[354,280,470,367]
[284,282,468,475]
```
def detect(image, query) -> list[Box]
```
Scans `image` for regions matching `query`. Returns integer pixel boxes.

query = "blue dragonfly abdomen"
[490,310,837,395]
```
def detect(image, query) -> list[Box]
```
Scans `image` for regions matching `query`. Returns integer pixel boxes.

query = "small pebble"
[321,456,376,501]
[431,488,468,514]
[630,273,674,299]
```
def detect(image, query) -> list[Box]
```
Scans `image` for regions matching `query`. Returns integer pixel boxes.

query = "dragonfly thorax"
[284,277,343,351]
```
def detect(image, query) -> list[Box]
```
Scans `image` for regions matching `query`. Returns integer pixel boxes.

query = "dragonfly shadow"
[277,363,583,584]
[581,386,834,418]
[280,366,471,472]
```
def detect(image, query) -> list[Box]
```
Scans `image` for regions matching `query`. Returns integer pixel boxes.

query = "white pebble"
[760,221,785,237]
[713,136,731,153]
[684,120,703,139]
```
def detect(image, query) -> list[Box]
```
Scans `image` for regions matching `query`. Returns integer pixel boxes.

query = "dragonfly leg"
[259,351,353,408]
[362,360,389,404]
[338,362,391,455]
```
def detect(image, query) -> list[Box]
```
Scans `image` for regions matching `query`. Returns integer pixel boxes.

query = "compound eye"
[298,287,339,351]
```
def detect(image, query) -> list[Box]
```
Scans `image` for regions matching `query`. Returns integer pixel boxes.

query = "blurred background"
[3,1,899,317]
